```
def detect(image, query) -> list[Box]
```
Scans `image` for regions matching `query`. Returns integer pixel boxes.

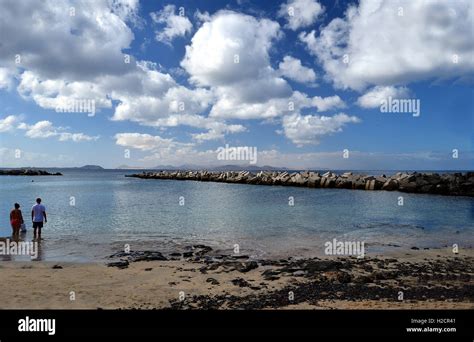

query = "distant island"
[78,165,104,170]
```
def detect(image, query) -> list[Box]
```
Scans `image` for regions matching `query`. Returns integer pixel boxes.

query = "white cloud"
[141,114,247,142]
[0,0,135,81]
[108,0,143,27]
[357,86,410,108]
[150,5,193,44]
[0,68,15,90]
[17,71,113,111]
[115,132,189,151]
[278,56,316,84]
[181,11,283,88]
[312,95,346,112]
[300,0,474,90]
[179,8,353,150]
[57,132,98,142]
[0,115,19,132]
[181,11,295,120]
[278,0,324,31]
[282,112,360,146]
[0,3,242,143]
[0,3,358,149]
[15,119,98,142]
[194,9,211,24]
[209,90,308,120]
[209,91,347,120]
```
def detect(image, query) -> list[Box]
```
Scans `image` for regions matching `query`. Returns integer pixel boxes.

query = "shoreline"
[0,246,472,310]
[2,232,472,263]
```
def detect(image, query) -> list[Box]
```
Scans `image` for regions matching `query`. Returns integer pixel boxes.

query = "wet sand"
[0,247,472,310]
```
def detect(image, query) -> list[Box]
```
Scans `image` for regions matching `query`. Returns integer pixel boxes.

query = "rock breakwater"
[126,170,474,196]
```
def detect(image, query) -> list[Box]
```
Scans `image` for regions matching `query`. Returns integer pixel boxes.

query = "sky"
[0,0,473,170]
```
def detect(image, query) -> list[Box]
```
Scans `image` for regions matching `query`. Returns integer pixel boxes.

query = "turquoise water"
[0,169,473,261]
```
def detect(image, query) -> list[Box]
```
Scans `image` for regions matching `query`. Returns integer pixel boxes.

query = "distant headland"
[0,169,62,176]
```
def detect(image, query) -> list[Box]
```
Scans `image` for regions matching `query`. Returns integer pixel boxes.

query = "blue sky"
[0,0,472,169]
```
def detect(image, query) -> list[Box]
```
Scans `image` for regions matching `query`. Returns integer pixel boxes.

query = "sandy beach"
[0,246,472,310]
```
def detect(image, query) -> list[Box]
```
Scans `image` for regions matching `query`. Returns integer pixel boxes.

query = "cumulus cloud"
[300,0,474,90]
[0,0,136,81]
[0,115,19,132]
[277,0,324,31]
[150,5,193,44]
[209,91,346,120]
[312,95,346,112]
[0,114,98,142]
[0,116,98,142]
[357,86,410,108]
[278,56,316,84]
[115,132,190,151]
[109,0,143,27]
[282,112,360,146]
[181,11,283,88]
[181,11,295,121]
[17,71,113,111]
[17,120,98,141]
[0,68,15,90]
[0,2,358,150]
[0,1,239,143]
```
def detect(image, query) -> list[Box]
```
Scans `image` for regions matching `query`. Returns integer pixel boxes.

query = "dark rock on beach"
[109,250,167,263]
[126,170,474,197]
[103,244,474,310]
[206,278,220,285]
[107,260,129,269]
[168,254,474,310]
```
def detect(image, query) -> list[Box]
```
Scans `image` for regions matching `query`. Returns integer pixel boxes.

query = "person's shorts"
[32,221,43,229]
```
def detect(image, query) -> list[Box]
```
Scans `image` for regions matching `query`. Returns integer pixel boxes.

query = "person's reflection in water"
[32,239,44,261]
[0,237,12,261]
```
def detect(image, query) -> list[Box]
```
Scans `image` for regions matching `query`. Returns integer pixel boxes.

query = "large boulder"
[335,177,352,189]
[398,181,418,193]
[307,172,321,188]
[382,179,399,191]
[352,178,366,190]
[291,173,307,186]
[320,177,336,188]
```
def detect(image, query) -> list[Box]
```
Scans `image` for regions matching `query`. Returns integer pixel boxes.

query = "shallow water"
[0,169,473,261]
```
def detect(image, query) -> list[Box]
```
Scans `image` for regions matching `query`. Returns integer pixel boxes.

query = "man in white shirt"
[31,198,47,240]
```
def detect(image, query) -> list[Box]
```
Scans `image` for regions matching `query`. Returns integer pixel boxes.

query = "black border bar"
[0,309,472,337]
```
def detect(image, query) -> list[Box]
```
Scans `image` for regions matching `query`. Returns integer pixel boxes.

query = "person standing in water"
[10,203,24,238]
[32,198,47,240]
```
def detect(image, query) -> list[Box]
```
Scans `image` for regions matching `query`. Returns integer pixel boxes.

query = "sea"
[0,169,473,261]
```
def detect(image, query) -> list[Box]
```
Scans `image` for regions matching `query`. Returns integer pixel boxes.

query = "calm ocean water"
[0,169,473,261]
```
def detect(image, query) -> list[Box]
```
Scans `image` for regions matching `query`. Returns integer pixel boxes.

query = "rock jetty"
[0,169,62,176]
[126,170,474,197]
